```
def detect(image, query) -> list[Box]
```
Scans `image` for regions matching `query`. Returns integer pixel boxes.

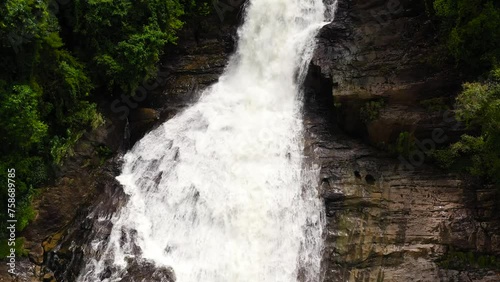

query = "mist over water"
[78,0,336,281]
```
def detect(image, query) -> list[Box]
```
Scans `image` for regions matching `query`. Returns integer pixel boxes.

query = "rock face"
[304,0,500,281]
[312,0,464,147]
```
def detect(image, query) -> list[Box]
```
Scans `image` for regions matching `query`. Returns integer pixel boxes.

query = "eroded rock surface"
[312,0,464,146]
[304,0,500,281]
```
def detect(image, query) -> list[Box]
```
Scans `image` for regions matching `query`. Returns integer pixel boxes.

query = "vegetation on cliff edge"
[434,69,500,184]
[0,0,210,241]
[430,0,500,185]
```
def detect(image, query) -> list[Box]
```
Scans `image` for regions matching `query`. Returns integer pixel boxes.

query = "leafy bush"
[0,84,48,151]
[438,248,500,270]
[432,0,500,73]
[0,238,28,257]
[0,157,43,237]
[393,131,416,158]
[360,99,385,122]
[0,0,102,238]
[435,69,500,183]
[420,97,450,112]
[72,0,186,94]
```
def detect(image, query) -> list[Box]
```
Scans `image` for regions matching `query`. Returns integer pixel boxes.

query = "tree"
[433,0,500,72]
[0,84,48,151]
[72,0,186,94]
[435,69,500,183]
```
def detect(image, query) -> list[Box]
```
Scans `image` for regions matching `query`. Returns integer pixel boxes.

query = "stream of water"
[78,1,336,281]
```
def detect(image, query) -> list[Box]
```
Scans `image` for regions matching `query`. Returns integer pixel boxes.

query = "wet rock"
[42,232,63,253]
[129,108,160,144]
[41,272,55,282]
[120,259,175,282]
[26,242,44,265]
[129,108,159,122]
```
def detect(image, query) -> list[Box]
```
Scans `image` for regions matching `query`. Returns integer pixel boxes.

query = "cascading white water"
[79,1,336,281]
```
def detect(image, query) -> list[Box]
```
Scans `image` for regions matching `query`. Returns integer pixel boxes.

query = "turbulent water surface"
[79,0,336,281]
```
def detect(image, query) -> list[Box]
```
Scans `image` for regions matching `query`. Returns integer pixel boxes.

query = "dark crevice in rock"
[365,174,376,185]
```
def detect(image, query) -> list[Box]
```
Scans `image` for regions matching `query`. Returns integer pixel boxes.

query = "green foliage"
[72,0,186,94]
[360,99,385,123]
[0,0,102,239]
[420,97,450,112]
[0,0,50,50]
[181,0,212,17]
[0,84,48,150]
[438,248,500,270]
[0,158,42,238]
[435,69,500,183]
[432,0,500,72]
[432,0,500,183]
[393,131,416,158]
[0,238,28,258]
[96,145,113,159]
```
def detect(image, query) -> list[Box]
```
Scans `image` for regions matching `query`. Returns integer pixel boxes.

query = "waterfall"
[79,0,336,281]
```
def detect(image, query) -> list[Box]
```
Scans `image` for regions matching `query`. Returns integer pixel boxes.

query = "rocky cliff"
[3,1,500,282]
[304,0,500,281]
